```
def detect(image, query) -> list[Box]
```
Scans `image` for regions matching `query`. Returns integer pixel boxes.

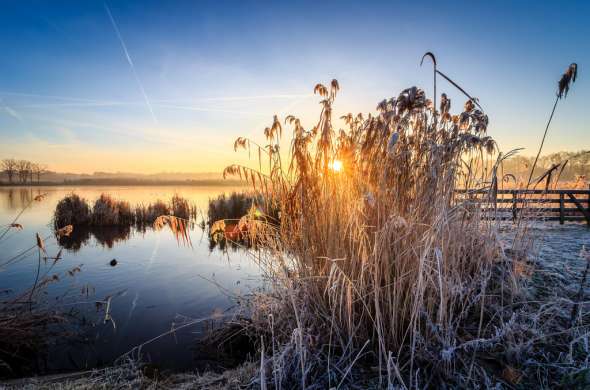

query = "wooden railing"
[457,187,590,226]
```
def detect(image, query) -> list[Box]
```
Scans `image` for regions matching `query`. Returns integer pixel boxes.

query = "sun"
[330,159,343,173]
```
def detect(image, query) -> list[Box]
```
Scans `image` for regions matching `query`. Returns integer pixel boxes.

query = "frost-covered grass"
[7,359,256,389]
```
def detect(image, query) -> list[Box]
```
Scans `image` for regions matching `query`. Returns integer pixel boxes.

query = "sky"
[0,0,588,174]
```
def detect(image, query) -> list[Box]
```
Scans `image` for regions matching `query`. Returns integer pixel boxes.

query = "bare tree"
[1,159,17,183]
[31,163,47,183]
[16,160,31,184]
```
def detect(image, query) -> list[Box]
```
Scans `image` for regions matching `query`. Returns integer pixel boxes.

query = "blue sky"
[0,0,588,173]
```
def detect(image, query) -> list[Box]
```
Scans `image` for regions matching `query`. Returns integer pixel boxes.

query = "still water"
[0,186,259,373]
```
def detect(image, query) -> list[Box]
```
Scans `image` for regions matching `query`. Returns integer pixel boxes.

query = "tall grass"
[219,72,585,387]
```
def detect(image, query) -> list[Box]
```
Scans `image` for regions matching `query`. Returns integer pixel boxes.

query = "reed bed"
[171,193,193,220]
[53,193,196,229]
[207,192,259,226]
[213,71,588,387]
[91,194,134,226]
[135,199,171,225]
[53,194,91,229]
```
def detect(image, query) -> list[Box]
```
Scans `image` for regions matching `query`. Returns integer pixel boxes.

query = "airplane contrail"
[4,106,22,121]
[104,2,157,124]
[28,114,195,145]
[12,102,140,109]
[154,103,269,116]
[0,98,23,122]
[10,100,269,115]
[0,91,120,103]
[181,93,314,102]
[0,91,312,105]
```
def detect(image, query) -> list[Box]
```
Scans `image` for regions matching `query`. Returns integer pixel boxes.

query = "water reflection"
[207,235,246,252]
[57,223,240,253]
[58,225,132,251]
[1,188,46,210]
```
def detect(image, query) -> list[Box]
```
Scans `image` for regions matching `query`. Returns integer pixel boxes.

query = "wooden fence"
[457,187,590,226]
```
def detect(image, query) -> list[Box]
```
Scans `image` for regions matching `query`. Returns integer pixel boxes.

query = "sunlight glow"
[330,159,343,173]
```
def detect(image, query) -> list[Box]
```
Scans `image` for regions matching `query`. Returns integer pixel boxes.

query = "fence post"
[511,190,517,221]
[559,192,565,225]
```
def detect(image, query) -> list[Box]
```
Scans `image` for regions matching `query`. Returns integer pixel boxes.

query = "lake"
[0,186,260,373]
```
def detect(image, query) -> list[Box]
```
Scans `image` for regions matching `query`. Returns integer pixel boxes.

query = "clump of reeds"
[53,194,196,231]
[53,194,91,229]
[207,192,257,226]
[206,191,280,250]
[91,194,134,226]
[217,67,585,387]
[135,199,170,226]
[171,193,191,220]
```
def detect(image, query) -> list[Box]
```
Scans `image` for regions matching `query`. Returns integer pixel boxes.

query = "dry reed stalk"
[153,215,192,247]
[3,58,584,389]
[215,67,564,387]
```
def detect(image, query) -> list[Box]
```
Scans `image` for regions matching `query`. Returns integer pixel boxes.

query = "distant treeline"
[502,150,590,182]
[0,177,247,187]
[0,158,247,186]
[1,158,47,184]
[4,150,588,187]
